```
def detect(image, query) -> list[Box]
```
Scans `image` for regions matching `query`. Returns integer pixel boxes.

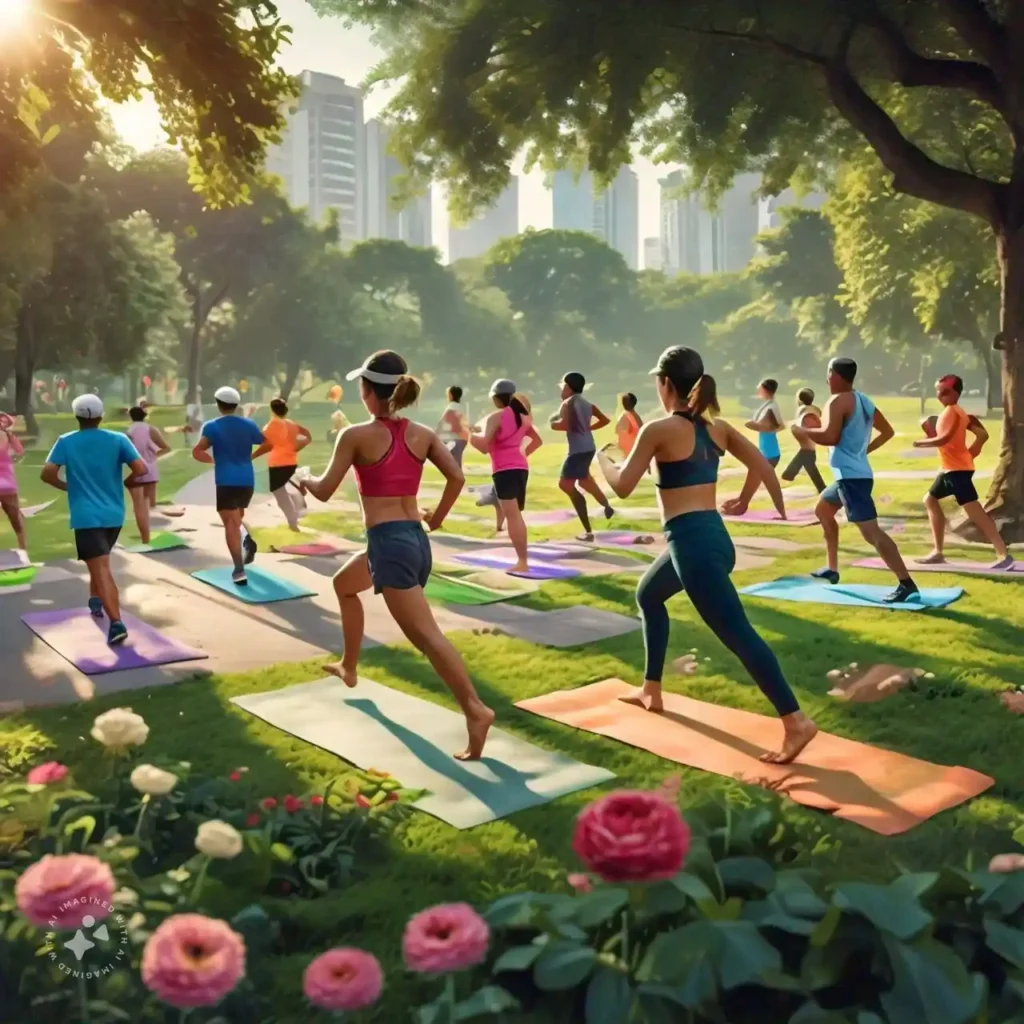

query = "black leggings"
[782,449,826,492]
[635,511,800,717]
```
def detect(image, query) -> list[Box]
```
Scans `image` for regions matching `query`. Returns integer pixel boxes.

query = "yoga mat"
[459,603,640,647]
[232,677,615,829]
[740,576,963,611]
[594,531,657,547]
[21,501,54,518]
[191,566,316,604]
[0,549,30,570]
[453,551,581,579]
[0,565,37,588]
[276,542,350,557]
[122,532,188,554]
[516,679,992,835]
[854,556,1024,579]
[425,574,516,606]
[721,509,818,526]
[523,509,576,526]
[21,609,207,675]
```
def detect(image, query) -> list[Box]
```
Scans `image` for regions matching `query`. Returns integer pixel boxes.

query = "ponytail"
[496,391,531,429]
[389,374,421,412]
[688,374,719,420]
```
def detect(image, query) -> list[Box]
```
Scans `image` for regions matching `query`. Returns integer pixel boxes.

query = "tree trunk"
[985,347,1003,412]
[278,360,301,401]
[14,305,38,437]
[184,289,203,407]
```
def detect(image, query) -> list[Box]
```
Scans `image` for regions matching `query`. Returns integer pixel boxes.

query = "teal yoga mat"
[191,566,315,604]
[740,576,963,611]
[231,677,615,828]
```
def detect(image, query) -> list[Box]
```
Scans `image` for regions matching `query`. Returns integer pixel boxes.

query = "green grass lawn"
[2,396,1022,1019]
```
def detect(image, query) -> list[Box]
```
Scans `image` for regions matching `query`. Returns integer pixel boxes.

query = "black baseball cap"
[649,346,704,379]
[560,371,586,393]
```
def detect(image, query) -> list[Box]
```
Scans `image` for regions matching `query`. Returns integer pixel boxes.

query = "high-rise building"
[643,237,663,271]
[659,170,761,275]
[365,119,433,247]
[265,71,366,241]
[448,178,519,261]
[757,188,827,232]
[551,166,640,269]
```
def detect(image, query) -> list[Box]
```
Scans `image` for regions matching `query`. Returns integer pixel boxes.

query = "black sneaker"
[231,567,248,586]
[241,529,257,565]
[603,505,615,520]
[811,568,840,585]
[883,579,920,604]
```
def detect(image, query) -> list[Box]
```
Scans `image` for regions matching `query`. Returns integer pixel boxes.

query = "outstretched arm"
[866,408,895,454]
[303,428,356,502]
[597,425,658,499]
[720,423,786,519]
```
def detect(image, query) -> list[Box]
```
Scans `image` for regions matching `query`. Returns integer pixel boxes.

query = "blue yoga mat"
[191,566,316,604]
[740,576,963,611]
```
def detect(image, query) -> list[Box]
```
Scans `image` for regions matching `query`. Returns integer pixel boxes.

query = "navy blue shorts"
[366,520,432,594]
[561,450,595,480]
[928,470,978,507]
[821,478,876,523]
[75,527,121,562]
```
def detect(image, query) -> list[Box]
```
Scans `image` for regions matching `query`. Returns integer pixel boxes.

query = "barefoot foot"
[455,705,495,760]
[324,661,359,688]
[915,551,946,565]
[760,717,818,764]
[507,561,530,575]
[618,685,664,713]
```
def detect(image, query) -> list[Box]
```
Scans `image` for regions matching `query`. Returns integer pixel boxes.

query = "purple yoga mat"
[594,531,658,546]
[22,609,208,675]
[0,549,30,570]
[523,509,576,526]
[854,557,1023,578]
[721,509,818,526]
[453,552,581,579]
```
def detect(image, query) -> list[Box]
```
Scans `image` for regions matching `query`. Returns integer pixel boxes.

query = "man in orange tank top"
[913,374,1012,568]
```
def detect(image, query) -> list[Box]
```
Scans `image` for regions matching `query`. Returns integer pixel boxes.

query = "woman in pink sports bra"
[0,412,27,553]
[470,379,542,574]
[300,349,495,761]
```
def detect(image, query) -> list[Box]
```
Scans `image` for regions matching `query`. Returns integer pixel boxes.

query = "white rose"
[130,764,178,796]
[91,707,149,749]
[195,820,243,860]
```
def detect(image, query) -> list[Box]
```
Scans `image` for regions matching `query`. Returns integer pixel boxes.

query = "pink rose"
[568,873,593,894]
[572,790,690,883]
[26,762,68,786]
[141,914,246,1008]
[304,947,383,1012]
[15,854,115,929]
[403,903,490,974]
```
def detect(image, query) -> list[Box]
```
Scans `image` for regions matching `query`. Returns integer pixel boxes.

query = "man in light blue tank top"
[792,357,919,604]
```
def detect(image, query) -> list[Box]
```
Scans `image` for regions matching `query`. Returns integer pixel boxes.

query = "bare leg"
[560,478,592,537]
[501,498,528,573]
[324,553,372,687]
[962,500,1009,559]
[814,500,840,573]
[147,483,158,510]
[382,586,494,760]
[87,556,120,622]
[272,486,301,531]
[494,504,506,534]
[0,495,26,551]
[858,520,910,579]
[920,493,946,562]
[130,486,151,545]
[578,473,611,510]
[220,509,244,570]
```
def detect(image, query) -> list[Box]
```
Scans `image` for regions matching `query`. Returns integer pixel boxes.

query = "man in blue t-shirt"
[193,385,265,585]
[42,394,148,645]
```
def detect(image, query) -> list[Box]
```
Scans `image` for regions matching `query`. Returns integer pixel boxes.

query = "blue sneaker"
[88,597,104,618]
[107,620,128,646]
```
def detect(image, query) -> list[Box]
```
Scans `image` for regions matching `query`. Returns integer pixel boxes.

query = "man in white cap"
[192,385,265,584]
[41,394,148,645]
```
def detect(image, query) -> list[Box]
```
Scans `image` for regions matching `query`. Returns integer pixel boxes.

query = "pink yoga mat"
[276,542,350,557]
[22,609,208,675]
[453,552,581,579]
[854,557,1023,578]
[594,531,658,546]
[721,509,818,526]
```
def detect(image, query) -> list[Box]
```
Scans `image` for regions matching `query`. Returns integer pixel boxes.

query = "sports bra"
[353,418,425,498]
[654,411,724,490]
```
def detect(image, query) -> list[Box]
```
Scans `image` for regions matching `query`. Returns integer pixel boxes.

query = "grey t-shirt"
[566,394,595,455]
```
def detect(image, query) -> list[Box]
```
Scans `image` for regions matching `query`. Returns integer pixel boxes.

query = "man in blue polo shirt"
[42,394,148,644]
[192,385,265,585]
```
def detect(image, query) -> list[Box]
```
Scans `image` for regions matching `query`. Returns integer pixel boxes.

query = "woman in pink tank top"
[470,379,543,574]
[299,349,495,761]
[0,412,27,553]
[125,406,170,545]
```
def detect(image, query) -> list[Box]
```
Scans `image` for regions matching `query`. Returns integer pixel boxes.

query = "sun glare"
[0,0,30,28]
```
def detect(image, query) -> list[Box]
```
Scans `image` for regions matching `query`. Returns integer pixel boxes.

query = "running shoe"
[603,505,615,520]
[232,567,248,586]
[107,620,128,645]
[241,527,257,565]
[88,596,104,618]
[810,568,840,585]
[882,580,920,604]
[991,554,1015,571]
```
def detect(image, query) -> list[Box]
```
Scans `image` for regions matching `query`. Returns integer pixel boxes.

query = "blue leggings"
[636,511,799,717]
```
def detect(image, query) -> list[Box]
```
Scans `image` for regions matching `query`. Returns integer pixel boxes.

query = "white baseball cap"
[71,394,104,419]
[214,386,241,405]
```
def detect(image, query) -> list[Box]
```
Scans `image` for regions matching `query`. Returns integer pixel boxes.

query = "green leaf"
[62,814,97,847]
[484,892,538,927]
[649,919,779,993]
[879,935,985,1024]
[492,944,542,973]
[40,124,61,147]
[533,941,597,991]
[789,1001,848,1023]
[891,872,940,900]
[712,920,784,990]
[985,919,1024,969]
[270,842,294,863]
[230,903,273,955]
[717,856,777,892]
[832,881,932,940]
[573,887,629,929]
[975,871,1024,915]
[585,966,632,1023]
[669,871,716,904]
[455,984,519,1018]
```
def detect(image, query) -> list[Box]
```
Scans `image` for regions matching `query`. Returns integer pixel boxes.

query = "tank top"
[617,410,641,455]
[655,412,723,489]
[490,406,530,473]
[937,404,974,473]
[127,422,159,482]
[0,428,22,494]
[829,392,876,480]
[353,418,425,498]
[566,394,595,455]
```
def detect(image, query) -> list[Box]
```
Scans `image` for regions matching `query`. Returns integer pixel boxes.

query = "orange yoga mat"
[516,679,993,835]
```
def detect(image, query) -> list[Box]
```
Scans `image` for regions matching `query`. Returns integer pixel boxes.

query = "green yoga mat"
[231,677,615,829]
[122,532,188,554]
[424,573,513,606]
[0,565,37,587]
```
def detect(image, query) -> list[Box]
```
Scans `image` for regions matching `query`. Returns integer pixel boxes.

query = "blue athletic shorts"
[821,478,876,523]
[560,450,595,480]
[365,520,432,593]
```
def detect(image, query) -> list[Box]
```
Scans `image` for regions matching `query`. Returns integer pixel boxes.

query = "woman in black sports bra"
[596,346,817,765]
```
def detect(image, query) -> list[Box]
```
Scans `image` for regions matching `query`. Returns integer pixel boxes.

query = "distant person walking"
[41,395,147,645]
[0,412,27,554]
[781,388,826,493]
[125,406,171,544]
[615,392,643,458]
[746,378,784,467]
[252,398,312,532]
[437,385,470,468]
